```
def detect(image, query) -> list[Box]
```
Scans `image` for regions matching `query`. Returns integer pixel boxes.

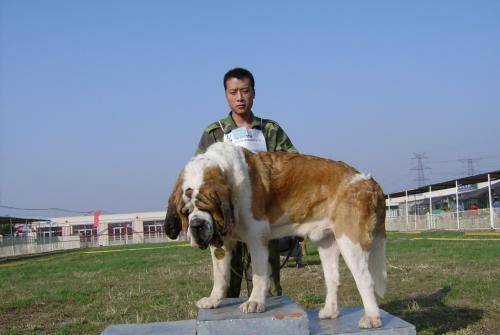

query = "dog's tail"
[369,235,387,298]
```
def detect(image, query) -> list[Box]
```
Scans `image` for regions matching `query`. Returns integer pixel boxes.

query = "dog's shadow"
[381,286,483,335]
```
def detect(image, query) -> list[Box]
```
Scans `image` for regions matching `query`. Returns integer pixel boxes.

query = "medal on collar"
[214,247,225,259]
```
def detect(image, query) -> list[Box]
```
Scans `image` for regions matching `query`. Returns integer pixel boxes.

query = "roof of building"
[387,170,500,198]
[0,216,50,225]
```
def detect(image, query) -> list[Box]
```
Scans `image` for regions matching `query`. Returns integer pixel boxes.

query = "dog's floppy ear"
[219,188,235,235]
[214,185,235,235]
[195,183,235,235]
[165,170,187,240]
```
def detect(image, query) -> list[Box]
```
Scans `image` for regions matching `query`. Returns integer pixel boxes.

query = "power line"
[0,205,94,215]
[428,154,500,165]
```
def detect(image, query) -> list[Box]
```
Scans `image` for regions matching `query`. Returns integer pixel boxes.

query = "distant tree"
[0,223,14,236]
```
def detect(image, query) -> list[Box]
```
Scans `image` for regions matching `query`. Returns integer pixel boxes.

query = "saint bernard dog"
[165,142,387,329]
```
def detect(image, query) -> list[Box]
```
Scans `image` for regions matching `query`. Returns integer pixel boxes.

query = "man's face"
[225,77,255,116]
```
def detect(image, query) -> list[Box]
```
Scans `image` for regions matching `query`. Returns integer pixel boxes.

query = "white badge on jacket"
[219,122,268,152]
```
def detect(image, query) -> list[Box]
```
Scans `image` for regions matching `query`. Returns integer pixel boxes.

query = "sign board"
[457,184,478,193]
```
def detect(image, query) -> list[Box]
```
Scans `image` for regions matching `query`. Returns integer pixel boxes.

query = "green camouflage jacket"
[195,112,298,155]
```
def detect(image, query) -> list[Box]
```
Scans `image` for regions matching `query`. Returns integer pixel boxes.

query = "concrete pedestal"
[308,307,416,335]
[101,297,416,335]
[101,320,196,335]
[132,218,144,244]
[197,296,309,335]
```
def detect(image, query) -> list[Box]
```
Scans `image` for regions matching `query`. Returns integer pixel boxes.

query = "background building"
[0,211,179,258]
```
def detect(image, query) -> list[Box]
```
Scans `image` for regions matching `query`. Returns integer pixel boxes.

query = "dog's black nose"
[190,217,207,229]
[189,217,211,249]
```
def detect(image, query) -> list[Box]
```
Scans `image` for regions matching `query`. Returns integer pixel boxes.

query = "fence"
[386,208,500,231]
[0,222,180,258]
[0,235,81,258]
[2,207,498,258]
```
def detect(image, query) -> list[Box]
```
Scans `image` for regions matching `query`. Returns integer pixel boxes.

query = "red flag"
[93,210,102,228]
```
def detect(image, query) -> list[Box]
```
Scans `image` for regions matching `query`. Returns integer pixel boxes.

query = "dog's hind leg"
[317,235,340,319]
[336,235,381,328]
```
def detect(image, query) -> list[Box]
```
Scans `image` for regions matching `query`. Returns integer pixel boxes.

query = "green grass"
[0,232,499,334]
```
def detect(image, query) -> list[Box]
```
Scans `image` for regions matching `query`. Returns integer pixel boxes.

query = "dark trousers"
[227,239,282,298]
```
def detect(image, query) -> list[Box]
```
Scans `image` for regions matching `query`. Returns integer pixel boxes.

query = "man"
[279,236,304,268]
[196,67,298,298]
[493,195,500,216]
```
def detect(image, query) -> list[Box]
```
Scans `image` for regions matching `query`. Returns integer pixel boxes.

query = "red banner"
[93,210,102,228]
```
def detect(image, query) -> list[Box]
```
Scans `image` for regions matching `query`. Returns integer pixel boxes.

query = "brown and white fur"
[165,142,387,329]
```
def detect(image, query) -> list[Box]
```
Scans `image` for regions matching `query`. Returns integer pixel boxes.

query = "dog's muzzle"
[189,217,213,249]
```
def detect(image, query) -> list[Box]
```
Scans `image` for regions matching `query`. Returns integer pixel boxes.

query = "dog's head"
[164,162,235,249]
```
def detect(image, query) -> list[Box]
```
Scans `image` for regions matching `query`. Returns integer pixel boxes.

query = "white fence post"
[387,194,392,229]
[488,174,494,230]
[405,190,409,230]
[414,194,417,230]
[456,180,460,230]
[10,218,15,256]
[429,186,433,229]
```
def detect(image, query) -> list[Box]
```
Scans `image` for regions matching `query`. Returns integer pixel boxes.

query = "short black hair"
[223,67,255,90]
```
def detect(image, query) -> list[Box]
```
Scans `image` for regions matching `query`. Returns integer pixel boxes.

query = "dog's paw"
[318,307,339,319]
[358,315,382,328]
[196,297,222,309]
[239,300,265,313]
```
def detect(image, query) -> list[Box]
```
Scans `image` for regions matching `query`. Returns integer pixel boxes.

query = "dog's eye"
[185,188,193,198]
[181,204,192,215]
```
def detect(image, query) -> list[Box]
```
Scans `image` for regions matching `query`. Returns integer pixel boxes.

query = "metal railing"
[0,235,82,258]
[0,225,183,258]
[386,208,499,231]
[144,231,171,244]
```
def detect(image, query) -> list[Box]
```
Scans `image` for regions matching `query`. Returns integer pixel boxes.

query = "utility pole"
[411,153,431,188]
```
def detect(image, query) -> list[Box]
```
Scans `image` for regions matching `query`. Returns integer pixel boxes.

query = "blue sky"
[1,1,499,216]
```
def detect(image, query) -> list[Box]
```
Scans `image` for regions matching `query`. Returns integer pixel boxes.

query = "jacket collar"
[219,112,263,133]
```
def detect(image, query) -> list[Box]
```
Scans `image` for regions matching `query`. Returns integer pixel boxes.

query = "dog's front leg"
[239,237,269,313]
[196,242,233,309]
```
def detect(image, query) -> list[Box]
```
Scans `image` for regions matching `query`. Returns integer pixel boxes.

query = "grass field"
[0,231,499,335]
